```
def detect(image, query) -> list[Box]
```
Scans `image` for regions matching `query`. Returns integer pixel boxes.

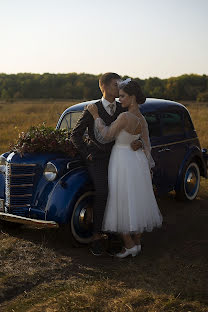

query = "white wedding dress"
[94,111,163,234]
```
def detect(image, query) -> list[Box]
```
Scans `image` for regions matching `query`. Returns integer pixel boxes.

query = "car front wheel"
[70,191,94,244]
[176,162,200,201]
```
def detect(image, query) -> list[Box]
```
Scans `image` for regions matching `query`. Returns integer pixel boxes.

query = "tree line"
[0,72,208,102]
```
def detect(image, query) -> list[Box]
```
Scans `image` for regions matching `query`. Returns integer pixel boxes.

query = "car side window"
[144,113,161,138]
[59,112,83,130]
[161,112,184,136]
[184,112,194,132]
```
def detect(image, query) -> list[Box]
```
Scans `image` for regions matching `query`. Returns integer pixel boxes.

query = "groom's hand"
[131,139,143,151]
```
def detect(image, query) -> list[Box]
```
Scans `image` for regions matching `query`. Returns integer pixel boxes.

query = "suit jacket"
[71,100,125,160]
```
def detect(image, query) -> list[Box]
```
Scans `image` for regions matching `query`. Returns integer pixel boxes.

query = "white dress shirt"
[101,97,116,115]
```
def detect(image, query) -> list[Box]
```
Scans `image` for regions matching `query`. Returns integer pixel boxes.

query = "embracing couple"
[71,72,162,258]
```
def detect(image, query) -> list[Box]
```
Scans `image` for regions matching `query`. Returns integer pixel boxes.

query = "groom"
[71,72,142,256]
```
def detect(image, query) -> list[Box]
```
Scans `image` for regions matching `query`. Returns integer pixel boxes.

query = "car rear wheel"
[175,162,200,201]
[70,191,94,244]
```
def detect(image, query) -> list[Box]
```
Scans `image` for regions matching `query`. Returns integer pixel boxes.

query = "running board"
[0,212,59,228]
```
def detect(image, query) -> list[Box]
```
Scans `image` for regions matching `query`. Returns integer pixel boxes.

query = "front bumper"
[0,212,59,229]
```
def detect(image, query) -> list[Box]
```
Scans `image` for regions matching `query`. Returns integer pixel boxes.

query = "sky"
[0,0,207,79]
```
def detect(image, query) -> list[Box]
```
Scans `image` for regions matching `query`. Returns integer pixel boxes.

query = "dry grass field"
[181,101,208,150]
[0,99,208,312]
[0,99,79,154]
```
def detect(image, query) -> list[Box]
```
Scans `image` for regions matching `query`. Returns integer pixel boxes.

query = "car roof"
[62,98,187,115]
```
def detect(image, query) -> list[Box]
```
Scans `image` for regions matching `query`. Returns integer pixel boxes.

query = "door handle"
[158,148,171,153]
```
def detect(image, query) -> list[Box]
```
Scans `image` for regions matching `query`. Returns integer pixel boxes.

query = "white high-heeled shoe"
[115,245,138,258]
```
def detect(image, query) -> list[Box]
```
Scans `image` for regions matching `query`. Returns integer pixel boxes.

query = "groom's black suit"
[71,100,125,233]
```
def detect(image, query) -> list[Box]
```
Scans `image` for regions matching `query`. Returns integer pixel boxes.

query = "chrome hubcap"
[79,206,93,230]
[184,163,200,199]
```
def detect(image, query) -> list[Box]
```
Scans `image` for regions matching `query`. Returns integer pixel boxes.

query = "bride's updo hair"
[120,80,146,104]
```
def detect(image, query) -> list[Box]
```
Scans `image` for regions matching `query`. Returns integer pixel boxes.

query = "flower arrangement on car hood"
[11,124,77,157]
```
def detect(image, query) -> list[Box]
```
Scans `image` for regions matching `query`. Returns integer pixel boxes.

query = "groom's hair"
[99,72,121,87]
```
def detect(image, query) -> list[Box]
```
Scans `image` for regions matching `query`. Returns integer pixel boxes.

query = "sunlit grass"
[182,101,208,149]
[0,99,78,153]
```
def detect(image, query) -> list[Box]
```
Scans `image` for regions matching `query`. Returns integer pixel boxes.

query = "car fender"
[45,167,93,224]
[175,146,206,191]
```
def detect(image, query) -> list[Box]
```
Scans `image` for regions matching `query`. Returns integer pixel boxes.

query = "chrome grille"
[5,163,37,216]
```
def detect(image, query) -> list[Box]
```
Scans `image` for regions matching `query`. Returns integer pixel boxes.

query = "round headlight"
[44,162,58,181]
[0,155,7,174]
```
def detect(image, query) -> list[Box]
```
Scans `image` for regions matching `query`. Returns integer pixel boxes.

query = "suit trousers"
[88,156,110,234]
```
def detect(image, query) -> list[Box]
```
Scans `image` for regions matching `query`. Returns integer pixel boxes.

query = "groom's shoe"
[89,239,104,256]
[136,244,142,255]
[105,235,121,256]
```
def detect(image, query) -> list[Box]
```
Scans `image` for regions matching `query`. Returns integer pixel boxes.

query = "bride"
[87,79,162,258]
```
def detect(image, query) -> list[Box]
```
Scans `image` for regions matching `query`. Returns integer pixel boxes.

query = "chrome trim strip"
[10,194,32,198]
[152,137,198,149]
[7,173,35,177]
[5,162,36,212]
[10,184,34,188]
[5,163,11,211]
[8,163,37,167]
[0,212,59,228]
[10,204,30,208]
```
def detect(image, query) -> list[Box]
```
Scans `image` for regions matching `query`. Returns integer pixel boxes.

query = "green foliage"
[0,72,208,101]
[1,88,10,100]
[11,124,77,157]
[165,74,207,100]
[144,77,165,98]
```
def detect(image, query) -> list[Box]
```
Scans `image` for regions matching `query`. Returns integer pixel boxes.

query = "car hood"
[5,152,71,168]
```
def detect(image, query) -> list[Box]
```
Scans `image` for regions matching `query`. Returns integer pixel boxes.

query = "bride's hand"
[87,104,99,119]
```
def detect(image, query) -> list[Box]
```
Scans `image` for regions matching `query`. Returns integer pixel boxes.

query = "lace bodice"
[94,111,155,168]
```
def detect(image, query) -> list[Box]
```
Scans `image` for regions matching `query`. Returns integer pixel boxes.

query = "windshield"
[59,111,83,130]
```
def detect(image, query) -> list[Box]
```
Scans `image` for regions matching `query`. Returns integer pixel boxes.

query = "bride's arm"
[87,104,127,143]
[94,114,127,143]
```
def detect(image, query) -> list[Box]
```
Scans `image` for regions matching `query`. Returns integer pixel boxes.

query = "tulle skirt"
[102,144,163,233]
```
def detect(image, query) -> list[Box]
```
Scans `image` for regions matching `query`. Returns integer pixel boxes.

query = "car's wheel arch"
[46,167,93,223]
[192,155,207,178]
[70,189,95,245]
[175,153,201,200]
[175,147,203,191]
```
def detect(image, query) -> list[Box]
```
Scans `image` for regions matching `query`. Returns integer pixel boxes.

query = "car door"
[143,112,163,191]
[158,110,187,191]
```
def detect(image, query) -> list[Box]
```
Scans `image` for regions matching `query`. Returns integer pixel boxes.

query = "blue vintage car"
[0,98,207,244]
